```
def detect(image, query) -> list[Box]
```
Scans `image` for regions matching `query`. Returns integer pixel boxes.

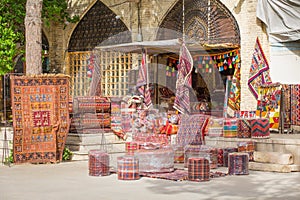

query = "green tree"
[0,0,79,75]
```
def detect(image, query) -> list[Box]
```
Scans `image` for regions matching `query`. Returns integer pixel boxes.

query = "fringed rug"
[11,75,70,164]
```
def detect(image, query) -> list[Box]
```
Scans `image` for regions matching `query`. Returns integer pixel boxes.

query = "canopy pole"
[182,0,185,42]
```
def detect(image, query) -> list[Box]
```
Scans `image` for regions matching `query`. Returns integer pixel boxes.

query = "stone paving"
[0,161,299,200]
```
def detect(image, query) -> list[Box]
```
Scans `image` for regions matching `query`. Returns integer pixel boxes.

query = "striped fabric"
[117,156,140,180]
[174,42,193,114]
[207,117,224,137]
[88,150,110,176]
[223,118,238,138]
[188,157,210,182]
[250,118,270,138]
[136,52,152,109]
[223,147,238,167]
[228,152,249,175]
[237,119,252,138]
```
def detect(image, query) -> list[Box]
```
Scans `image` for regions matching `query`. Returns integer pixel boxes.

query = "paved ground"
[0,161,300,200]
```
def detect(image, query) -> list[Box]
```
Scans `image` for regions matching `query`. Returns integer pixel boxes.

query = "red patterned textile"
[217,148,224,167]
[223,147,238,167]
[176,114,209,147]
[237,119,252,138]
[88,150,110,176]
[223,118,238,138]
[188,157,210,182]
[174,42,193,114]
[237,141,255,161]
[11,75,70,164]
[136,51,152,109]
[117,156,140,180]
[228,152,249,175]
[251,118,270,138]
[291,85,300,126]
[73,96,111,113]
[140,169,188,181]
[248,38,272,99]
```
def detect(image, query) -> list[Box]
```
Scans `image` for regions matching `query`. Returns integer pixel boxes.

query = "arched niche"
[68,0,132,52]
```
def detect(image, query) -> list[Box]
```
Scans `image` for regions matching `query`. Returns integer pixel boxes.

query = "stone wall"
[44,0,269,111]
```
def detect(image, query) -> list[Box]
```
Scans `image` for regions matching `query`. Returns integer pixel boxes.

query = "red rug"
[11,75,70,164]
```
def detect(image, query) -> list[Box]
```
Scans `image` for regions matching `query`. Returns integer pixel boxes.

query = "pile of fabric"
[69,96,111,134]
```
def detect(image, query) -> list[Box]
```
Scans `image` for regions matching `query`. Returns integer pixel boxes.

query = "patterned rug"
[256,83,282,130]
[228,62,241,111]
[290,85,300,126]
[11,75,70,164]
[248,38,272,99]
[176,114,209,147]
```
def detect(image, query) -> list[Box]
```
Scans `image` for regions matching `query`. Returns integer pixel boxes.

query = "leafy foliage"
[62,147,73,161]
[0,0,79,75]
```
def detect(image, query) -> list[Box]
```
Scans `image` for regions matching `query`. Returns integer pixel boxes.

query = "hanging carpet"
[248,38,272,99]
[11,75,70,164]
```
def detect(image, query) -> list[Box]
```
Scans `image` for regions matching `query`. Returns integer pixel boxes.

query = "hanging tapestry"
[281,84,291,128]
[228,62,241,111]
[248,38,272,99]
[136,51,152,109]
[174,43,193,114]
[256,83,282,130]
[176,114,209,147]
[290,84,300,126]
[11,75,70,164]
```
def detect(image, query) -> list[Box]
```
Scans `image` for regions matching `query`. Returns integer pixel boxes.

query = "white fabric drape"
[257,0,300,42]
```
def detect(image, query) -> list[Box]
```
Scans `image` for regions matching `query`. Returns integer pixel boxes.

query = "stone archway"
[156,0,241,116]
[68,1,132,52]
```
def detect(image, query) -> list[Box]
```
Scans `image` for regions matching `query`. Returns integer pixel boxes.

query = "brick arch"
[157,0,240,46]
[68,0,132,52]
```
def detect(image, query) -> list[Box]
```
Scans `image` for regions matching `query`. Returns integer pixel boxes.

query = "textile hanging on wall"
[248,38,272,99]
[290,85,300,126]
[228,62,241,111]
[281,84,291,129]
[256,83,282,130]
[11,75,70,164]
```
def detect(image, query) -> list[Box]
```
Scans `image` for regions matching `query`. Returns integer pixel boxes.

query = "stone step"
[66,132,125,145]
[66,141,126,153]
[249,162,300,173]
[253,151,294,165]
